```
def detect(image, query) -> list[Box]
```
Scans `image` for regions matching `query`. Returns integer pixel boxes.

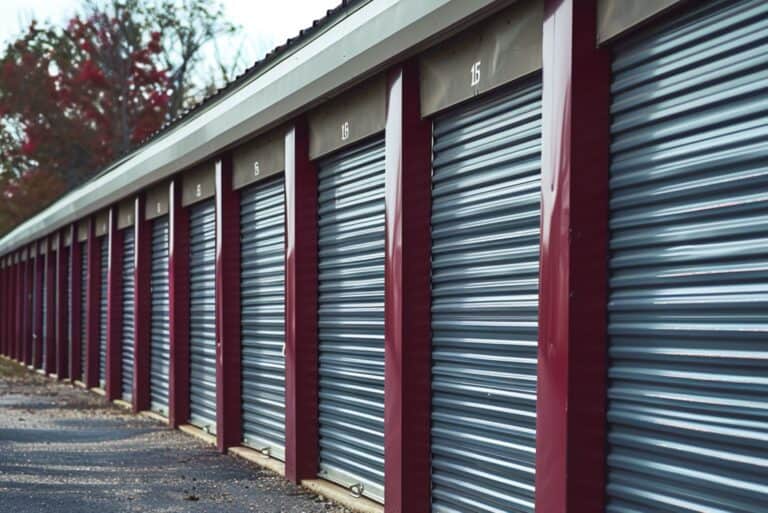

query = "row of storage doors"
[54,2,768,509]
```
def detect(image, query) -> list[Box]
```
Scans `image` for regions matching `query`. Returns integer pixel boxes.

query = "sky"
[0,0,341,67]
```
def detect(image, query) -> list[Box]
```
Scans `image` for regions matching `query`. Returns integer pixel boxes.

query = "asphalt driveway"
[0,357,347,513]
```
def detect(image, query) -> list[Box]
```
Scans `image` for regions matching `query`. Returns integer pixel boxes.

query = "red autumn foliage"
[0,0,241,236]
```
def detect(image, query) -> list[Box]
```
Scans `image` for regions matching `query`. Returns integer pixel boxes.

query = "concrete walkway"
[0,357,346,513]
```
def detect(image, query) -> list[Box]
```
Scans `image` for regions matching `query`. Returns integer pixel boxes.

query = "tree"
[0,0,243,236]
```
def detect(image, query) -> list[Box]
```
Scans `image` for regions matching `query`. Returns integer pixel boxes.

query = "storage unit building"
[0,2,765,513]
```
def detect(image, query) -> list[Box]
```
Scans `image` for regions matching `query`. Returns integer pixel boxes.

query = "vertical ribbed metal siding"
[317,137,386,503]
[189,200,217,433]
[67,248,72,373]
[240,177,286,458]
[41,259,47,369]
[80,243,88,379]
[122,229,135,402]
[430,81,542,513]
[98,239,108,388]
[607,1,768,511]
[150,217,170,414]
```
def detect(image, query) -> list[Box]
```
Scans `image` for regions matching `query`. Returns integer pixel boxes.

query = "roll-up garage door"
[189,199,217,433]
[430,81,542,513]
[240,177,286,458]
[67,249,72,374]
[150,217,170,414]
[122,229,135,402]
[317,137,385,502]
[98,239,108,388]
[41,261,47,370]
[80,243,87,380]
[607,1,768,511]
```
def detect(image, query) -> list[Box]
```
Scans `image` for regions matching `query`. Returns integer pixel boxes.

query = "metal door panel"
[607,1,768,511]
[67,248,72,375]
[189,200,217,433]
[41,260,47,370]
[80,243,88,380]
[99,239,108,388]
[240,176,286,459]
[317,137,386,502]
[430,81,542,513]
[150,217,170,414]
[121,229,135,402]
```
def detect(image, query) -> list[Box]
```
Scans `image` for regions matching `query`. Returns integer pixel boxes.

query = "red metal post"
[536,1,610,512]
[19,257,28,365]
[383,61,433,513]
[10,259,16,361]
[33,248,44,368]
[55,235,69,379]
[168,179,190,428]
[14,253,24,361]
[215,154,242,452]
[85,220,101,388]
[133,195,152,412]
[45,240,57,375]
[105,207,124,400]
[0,263,5,356]
[70,226,83,382]
[284,119,319,483]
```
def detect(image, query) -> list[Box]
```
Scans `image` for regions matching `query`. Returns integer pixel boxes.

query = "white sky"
[0,0,340,65]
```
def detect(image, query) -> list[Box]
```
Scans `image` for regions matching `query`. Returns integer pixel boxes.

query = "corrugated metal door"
[122,229,135,402]
[41,260,47,369]
[189,200,217,433]
[150,217,170,414]
[98,239,108,388]
[607,1,768,511]
[240,177,286,458]
[80,243,88,380]
[317,137,385,502]
[430,81,542,513]
[67,249,72,374]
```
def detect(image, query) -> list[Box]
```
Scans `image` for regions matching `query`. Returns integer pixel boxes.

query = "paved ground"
[0,357,348,513]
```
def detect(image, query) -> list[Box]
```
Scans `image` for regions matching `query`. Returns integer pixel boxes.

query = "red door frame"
[382,60,433,513]
[105,206,124,400]
[168,179,190,428]
[44,238,57,375]
[55,233,69,379]
[214,153,242,452]
[133,194,152,413]
[69,226,84,382]
[85,220,101,388]
[535,1,610,512]
[284,119,319,483]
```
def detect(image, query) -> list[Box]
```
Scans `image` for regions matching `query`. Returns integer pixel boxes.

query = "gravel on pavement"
[0,357,349,513]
